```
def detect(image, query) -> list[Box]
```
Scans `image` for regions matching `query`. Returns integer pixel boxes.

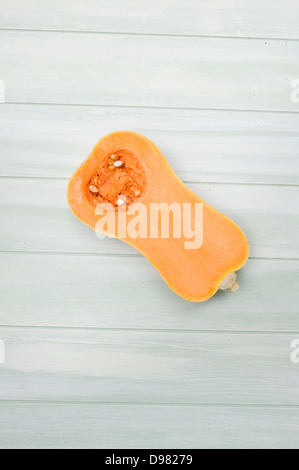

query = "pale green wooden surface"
[1,0,299,39]
[1,31,298,112]
[1,403,299,449]
[0,0,299,449]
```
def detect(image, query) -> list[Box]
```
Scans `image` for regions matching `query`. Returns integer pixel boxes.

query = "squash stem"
[219,272,240,293]
[228,280,240,293]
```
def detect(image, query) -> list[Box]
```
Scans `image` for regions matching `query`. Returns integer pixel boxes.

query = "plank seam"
[0,400,299,409]
[0,175,298,188]
[0,27,299,43]
[0,251,298,262]
[0,250,298,262]
[0,325,298,334]
[2,102,299,116]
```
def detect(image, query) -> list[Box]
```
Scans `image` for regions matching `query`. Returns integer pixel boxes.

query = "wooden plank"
[1,0,299,40]
[0,402,298,449]
[0,254,298,331]
[0,177,298,259]
[0,31,298,111]
[1,104,299,184]
[0,327,298,406]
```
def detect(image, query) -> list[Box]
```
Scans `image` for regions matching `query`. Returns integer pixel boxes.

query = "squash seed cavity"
[87,149,146,209]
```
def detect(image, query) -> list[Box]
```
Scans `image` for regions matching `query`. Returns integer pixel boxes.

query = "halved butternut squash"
[67,131,249,302]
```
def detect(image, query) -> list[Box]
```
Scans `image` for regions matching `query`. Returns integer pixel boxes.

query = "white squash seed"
[114,160,124,168]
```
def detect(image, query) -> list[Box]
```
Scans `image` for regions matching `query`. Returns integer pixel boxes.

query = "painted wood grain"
[0,327,298,406]
[0,402,298,449]
[1,177,298,259]
[0,254,298,332]
[0,31,298,111]
[1,104,299,184]
[1,0,299,40]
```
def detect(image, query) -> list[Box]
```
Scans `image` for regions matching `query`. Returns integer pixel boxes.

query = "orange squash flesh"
[67,131,249,302]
